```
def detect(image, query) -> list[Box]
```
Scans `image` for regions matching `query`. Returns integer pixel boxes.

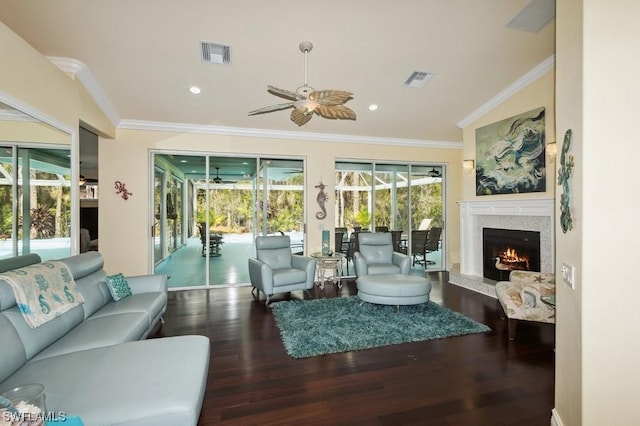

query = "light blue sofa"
[0,252,210,425]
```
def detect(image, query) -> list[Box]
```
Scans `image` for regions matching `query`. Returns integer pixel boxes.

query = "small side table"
[311,252,345,290]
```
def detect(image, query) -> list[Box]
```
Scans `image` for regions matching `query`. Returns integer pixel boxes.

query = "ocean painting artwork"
[475,107,546,195]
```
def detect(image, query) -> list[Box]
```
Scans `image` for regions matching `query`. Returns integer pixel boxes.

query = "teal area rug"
[271,296,491,358]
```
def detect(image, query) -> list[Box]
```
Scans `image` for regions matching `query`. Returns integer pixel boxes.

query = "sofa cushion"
[29,312,149,362]
[105,273,132,301]
[366,263,401,275]
[88,292,166,326]
[1,336,210,426]
[359,243,393,265]
[0,314,27,383]
[1,304,84,361]
[272,268,307,287]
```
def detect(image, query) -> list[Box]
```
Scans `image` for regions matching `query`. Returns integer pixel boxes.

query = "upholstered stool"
[356,274,431,306]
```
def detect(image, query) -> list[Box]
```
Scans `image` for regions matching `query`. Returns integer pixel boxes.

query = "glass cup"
[0,383,46,425]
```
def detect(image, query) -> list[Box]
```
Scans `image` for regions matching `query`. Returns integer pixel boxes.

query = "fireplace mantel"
[458,198,555,278]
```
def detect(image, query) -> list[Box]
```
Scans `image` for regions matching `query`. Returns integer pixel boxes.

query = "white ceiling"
[0,0,555,144]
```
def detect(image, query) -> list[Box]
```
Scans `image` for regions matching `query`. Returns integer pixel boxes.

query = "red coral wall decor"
[114,181,133,200]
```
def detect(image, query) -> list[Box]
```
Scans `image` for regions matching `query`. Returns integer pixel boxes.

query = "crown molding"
[0,90,73,135]
[118,119,464,149]
[47,56,121,127]
[456,54,555,129]
[0,108,37,122]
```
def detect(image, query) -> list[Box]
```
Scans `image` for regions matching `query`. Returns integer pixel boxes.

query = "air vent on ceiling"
[200,41,231,65]
[404,71,434,88]
[506,0,556,33]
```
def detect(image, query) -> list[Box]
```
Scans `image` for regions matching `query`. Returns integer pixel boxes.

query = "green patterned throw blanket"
[0,260,85,328]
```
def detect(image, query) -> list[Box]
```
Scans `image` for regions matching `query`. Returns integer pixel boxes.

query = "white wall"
[556,1,640,425]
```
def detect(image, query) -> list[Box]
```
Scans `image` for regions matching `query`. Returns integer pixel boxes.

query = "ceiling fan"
[213,167,236,184]
[79,175,98,186]
[248,41,356,127]
[428,167,442,178]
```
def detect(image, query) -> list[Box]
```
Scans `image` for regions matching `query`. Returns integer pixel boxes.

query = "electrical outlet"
[561,261,575,288]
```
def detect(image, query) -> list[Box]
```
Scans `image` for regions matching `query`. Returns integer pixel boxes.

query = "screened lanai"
[153,155,445,289]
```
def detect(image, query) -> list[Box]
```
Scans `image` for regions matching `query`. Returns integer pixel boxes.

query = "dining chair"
[410,230,429,266]
[423,226,442,266]
[390,230,405,254]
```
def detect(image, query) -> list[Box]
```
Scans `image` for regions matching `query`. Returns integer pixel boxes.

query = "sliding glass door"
[335,160,445,273]
[0,145,71,260]
[152,153,305,288]
[256,158,304,241]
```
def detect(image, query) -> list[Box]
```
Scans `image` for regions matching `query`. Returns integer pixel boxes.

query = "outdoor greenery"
[336,170,443,232]
[0,167,71,240]
[195,173,442,236]
[197,175,304,234]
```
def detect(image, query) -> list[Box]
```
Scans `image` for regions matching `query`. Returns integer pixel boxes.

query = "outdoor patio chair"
[410,230,429,266]
[424,226,442,266]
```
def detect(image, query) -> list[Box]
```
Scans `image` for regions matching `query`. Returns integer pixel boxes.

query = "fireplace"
[482,228,540,281]
[451,199,554,298]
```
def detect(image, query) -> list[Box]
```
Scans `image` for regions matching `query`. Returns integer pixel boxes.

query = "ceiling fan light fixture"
[248,41,356,126]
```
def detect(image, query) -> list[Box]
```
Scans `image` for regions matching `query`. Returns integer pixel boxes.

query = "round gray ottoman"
[356,274,431,306]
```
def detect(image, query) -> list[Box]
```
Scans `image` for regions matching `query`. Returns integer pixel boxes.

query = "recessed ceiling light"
[368,104,378,111]
[189,86,201,94]
[180,160,188,163]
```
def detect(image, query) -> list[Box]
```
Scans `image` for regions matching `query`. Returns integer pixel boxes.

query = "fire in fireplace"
[482,227,541,281]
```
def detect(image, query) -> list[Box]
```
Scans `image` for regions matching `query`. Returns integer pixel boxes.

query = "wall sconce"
[462,159,474,174]
[547,142,557,158]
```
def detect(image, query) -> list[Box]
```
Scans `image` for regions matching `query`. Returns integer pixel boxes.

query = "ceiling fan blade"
[267,86,300,101]
[310,90,354,106]
[248,102,294,116]
[290,109,313,126]
[315,104,357,121]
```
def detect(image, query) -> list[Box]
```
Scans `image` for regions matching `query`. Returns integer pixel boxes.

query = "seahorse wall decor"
[315,181,328,220]
[557,129,575,233]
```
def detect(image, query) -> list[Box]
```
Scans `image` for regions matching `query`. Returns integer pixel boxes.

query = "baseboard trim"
[551,408,563,426]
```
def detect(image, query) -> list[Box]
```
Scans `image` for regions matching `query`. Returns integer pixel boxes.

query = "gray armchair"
[354,232,410,277]
[248,235,316,305]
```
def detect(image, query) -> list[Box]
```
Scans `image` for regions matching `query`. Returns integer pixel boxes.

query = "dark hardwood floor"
[150,272,555,425]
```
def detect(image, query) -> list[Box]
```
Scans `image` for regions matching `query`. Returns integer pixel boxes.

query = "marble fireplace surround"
[451,198,555,297]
